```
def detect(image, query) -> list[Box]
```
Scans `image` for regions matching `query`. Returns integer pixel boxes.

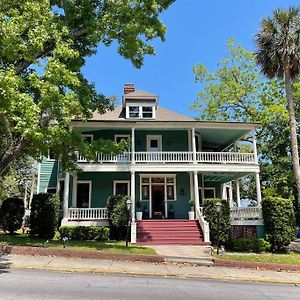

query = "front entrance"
[152,185,165,219]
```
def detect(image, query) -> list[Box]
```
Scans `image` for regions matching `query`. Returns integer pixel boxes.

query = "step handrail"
[196,207,210,243]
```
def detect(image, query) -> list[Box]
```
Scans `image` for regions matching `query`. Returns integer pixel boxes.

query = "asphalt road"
[0,269,299,300]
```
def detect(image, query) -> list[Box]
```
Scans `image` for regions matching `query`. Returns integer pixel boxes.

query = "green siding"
[39,158,58,193]
[256,225,265,238]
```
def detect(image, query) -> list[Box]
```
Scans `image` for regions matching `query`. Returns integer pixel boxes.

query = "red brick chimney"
[124,83,135,94]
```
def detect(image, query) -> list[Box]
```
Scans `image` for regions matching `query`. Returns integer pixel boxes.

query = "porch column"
[131,171,136,221]
[255,172,262,206]
[193,171,200,213]
[72,173,78,208]
[63,172,70,220]
[221,183,226,200]
[252,131,258,164]
[235,179,241,207]
[131,128,135,164]
[191,128,197,164]
[229,181,234,207]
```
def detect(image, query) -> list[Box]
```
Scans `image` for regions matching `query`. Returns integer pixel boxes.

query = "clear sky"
[82,0,297,117]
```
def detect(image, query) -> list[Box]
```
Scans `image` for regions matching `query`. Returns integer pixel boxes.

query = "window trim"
[82,134,93,143]
[114,134,130,143]
[199,187,216,200]
[113,180,130,196]
[47,149,56,161]
[45,187,57,194]
[76,180,92,208]
[146,135,162,152]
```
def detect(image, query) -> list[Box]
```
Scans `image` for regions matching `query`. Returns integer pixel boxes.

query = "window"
[82,134,93,143]
[47,149,55,161]
[147,135,162,152]
[114,180,130,196]
[114,135,130,143]
[199,187,216,204]
[77,182,91,208]
[142,106,153,118]
[129,106,139,118]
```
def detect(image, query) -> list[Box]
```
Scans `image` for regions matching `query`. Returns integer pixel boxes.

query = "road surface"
[0,269,299,299]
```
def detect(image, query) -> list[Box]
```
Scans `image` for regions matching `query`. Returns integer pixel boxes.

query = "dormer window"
[126,105,155,119]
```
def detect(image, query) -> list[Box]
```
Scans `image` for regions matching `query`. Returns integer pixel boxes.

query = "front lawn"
[214,252,300,265]
[0,234,156,255]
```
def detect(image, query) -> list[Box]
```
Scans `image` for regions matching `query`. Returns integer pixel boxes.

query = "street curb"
[10,264,300,285]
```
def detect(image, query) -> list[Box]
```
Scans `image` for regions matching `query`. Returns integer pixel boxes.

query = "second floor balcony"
[77,151,256,165]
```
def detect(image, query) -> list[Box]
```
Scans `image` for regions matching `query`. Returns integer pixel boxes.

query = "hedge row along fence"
[60,226,109,241]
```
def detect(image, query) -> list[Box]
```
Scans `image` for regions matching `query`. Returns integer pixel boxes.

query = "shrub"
[0,197,25,234]
[203,198,230,245]
[60,226,109,241]
[233,238,271,253]
[262,196,295,253]
[30,193,60,239]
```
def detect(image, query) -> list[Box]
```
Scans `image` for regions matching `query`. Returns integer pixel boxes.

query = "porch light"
[215,201,222,213]
[126,199,132,211]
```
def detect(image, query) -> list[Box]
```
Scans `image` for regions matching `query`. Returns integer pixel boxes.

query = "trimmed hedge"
[233,238,271,253]
[262,196,295,253]
[30,193,60,239]
[203,198,230,245]
[60,226,109,241]
[0,197,25,234]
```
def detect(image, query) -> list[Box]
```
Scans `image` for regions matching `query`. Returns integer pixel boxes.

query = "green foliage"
[0,197,24,234]
[203,198,230,245]
[30,193,60,239]
[232,238,271,253]
[60,226,109,241]
[262,197,296,252]
[0,0,174,175]
[188,199,195,207]
[107,195,130,228]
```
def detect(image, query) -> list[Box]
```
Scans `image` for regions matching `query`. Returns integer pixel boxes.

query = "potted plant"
[188,199,195,220]
[136,200,143,220]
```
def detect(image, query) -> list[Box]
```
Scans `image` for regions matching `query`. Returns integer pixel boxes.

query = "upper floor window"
[126,105,155,119]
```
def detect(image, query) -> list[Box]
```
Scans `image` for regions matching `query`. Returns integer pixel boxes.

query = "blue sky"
[82,0,297,117]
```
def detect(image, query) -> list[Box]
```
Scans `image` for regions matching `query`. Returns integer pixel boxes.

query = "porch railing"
[196,207,210,243]
[230,207,263,220]
[68,208,108,220]
[77,151,256,164]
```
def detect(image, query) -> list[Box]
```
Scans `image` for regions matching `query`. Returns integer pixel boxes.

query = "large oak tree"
[0,0,174,176]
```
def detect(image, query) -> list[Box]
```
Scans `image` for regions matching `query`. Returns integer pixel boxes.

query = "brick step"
[137,230,201,235]
[137,238,203,244]
[138,241,209,245]
[138,232,202,238]
[137,223,198,227]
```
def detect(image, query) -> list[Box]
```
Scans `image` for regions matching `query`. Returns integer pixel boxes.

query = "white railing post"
[193,171,200,212]
[255,172,262,206]
[196,207,210,243]
[235,179,241,207]
[252,131,258,164]
[131,171,136,222]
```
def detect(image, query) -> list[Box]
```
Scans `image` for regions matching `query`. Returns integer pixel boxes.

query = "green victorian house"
[37,84,264,244]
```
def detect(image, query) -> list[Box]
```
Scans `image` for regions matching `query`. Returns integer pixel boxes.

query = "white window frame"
[114,134,130,143]
[47,149,56,161]
[82,134,93,143]
[146,135,162,152]
[76,180,92,208]
[113,180,130,196]
[126,104,155,119]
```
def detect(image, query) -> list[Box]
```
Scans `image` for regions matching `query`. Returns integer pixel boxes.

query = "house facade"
[37,84,263,244]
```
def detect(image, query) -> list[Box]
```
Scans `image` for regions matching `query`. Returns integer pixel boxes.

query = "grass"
[0,233,156,255]
[214,252,300,265]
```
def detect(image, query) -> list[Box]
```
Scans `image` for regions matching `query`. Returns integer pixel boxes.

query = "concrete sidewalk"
[2,254,300,285]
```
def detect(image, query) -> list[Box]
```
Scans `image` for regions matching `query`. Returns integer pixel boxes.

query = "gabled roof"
[90,106,193,122]
[124,90,156,98]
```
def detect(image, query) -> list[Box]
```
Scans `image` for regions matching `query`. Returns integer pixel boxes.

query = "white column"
[131,128,135,164]
[63,173,70,220]
[189,172,194,201]
[192,128,196,164]
[72,173,78,208]
[235,179,241,207]
[229,181,234,207]
[221,183,226,200]
[252,131,258,164]
[255,172,262,206]
[193,171,200,213]
[131,171,136,221]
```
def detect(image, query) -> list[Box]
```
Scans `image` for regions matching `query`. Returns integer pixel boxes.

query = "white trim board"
[113,180,130,196]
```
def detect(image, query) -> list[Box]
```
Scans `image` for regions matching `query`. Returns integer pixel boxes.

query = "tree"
[191,40,294,203]
[256,7,300,204]
[0,197,25,234]
[0,0,174,176]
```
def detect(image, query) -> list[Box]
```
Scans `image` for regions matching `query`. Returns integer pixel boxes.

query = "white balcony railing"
[230,207,263,220]
[68,208,108,220]
[77,151,256,164]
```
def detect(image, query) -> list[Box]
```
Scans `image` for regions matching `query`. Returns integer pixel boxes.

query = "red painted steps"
[136,219,207,245]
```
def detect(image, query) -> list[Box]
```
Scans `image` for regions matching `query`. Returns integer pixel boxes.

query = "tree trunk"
[284,65,300,205]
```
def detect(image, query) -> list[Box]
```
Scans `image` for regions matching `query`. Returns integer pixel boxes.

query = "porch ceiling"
[203,171,253,183]
[199,128,250,150]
